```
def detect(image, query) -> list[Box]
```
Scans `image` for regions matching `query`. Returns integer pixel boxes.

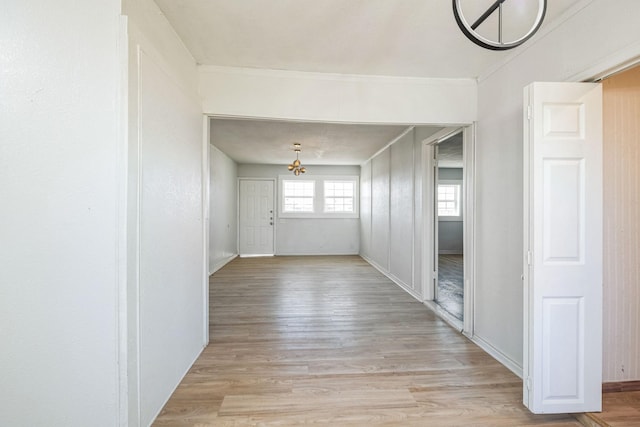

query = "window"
[324,180,355,213]
[279,175,359,218]
[438,183,461,217]
[282,180,315,213]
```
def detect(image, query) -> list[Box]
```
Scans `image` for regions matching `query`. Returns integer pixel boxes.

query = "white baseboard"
[210,254,238,274]
[423,300,463,332]
[471,334,523,379]
[360,255,422,302]
[149,343,206,426]
[276,252,359,256]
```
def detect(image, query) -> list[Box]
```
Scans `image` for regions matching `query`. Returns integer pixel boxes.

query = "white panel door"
[523,82,602,414]
[239,180,274,255]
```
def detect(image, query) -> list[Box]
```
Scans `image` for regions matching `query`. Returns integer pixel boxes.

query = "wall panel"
[360,160,373,259]
[602,65,640,382]
[138,50,204,426]
[389,133,414,287]
[371,149,391,269]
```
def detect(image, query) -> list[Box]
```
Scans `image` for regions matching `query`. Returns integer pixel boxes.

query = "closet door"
[523,82,602,414]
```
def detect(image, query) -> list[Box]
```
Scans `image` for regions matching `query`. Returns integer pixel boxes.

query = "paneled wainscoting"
[154,256,581,426]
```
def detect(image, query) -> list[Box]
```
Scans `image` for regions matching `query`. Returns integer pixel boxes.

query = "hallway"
[154,256,579,426]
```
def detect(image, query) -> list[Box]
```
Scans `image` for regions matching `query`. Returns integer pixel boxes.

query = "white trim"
[131,43,144,427]
[424,300,463,332]
[239,254,275,258]
[202,116,210,346]
[146,345,206,427]
[200,64,478,86]
[421,126,476,339]
[361,255,422,302]
[277,252,359,256]
[365,126,414,165]
[472,334,524,379]
[210,254,238,274]
[116,15,129,426]
[278,175,360,219]
[571,45,640,82]
[461,125,476,338]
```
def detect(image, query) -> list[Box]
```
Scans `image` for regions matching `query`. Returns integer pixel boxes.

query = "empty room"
[2,1,640,426]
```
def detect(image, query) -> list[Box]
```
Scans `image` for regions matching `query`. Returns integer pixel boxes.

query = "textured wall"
[602,65,640,382]
[125,0,206,423]
[210,145,238,272]
[476,0,640,371]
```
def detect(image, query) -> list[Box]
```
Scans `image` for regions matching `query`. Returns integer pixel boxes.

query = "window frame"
[281,179,316,214]
[278,175,359,219]
[437,179,463,221]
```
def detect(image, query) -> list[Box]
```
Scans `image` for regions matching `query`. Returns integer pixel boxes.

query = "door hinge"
[527,105,532,120]
[433,271,437,279]
[526,377,532,390]
[527,251,532,266]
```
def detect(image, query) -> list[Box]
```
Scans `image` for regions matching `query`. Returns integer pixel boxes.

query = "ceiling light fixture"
[287,143,306,176]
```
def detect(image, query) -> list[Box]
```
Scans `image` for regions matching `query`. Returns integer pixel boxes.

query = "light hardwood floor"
[154,256,581,426]
[437,254,464,321]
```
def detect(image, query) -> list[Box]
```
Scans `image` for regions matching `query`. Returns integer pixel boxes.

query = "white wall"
[0,1,122,425]
[370,149,391,269]
[238,164,360,255]
[475,0,640,373]
[199,66,476,125]
[389,133,415,287]
[124,0,206,424]
[210,145,238,273]
[361,127,441,298]
[360,161,373,257]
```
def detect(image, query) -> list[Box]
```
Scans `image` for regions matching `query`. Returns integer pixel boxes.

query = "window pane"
[324,181,355,213]
[283,180,315,212]
[437,184,461,216]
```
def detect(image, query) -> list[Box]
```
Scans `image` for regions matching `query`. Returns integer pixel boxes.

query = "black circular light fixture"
[453,0,546,51]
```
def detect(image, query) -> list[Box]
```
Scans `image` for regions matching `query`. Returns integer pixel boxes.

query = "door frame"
[237,177,276,256]
[422,125,476,337]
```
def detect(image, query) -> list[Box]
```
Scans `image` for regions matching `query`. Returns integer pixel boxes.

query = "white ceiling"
[438,133,463,168]
[211,118,417,165]
[155,0,579,78]
[157,0,580,166]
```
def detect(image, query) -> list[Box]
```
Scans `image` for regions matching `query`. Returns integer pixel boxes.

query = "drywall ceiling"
[438,133,463,168]
[155,0,580,78]
[210,118,425,165]
[160,0,580,166]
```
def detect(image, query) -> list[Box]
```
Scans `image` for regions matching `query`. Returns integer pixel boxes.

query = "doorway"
[434,132,465,323]
[422,126,475,335]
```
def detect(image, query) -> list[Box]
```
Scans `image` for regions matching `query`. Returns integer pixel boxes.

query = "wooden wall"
[603,65,640,382]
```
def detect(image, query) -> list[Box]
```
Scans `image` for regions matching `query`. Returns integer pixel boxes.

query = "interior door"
[523,82,603,414]
[239,179,275,256]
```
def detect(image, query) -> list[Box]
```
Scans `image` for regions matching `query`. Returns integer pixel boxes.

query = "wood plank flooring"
[153,255,581,426]
[437,254,464,321]
[580,391,640,427]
